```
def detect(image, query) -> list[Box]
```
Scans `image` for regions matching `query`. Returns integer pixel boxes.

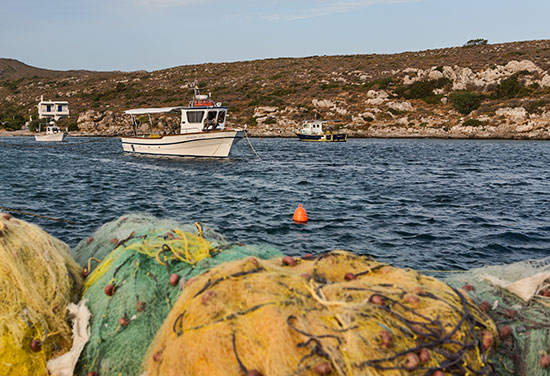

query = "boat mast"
[193,70,199,101]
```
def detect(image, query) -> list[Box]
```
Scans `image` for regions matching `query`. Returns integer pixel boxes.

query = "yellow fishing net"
[0,213,82,375]
[144,250,497,375]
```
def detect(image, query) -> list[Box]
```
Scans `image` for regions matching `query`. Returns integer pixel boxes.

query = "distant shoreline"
[1,130,550,141]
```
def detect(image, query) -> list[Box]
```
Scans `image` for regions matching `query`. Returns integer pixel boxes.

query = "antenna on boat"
[188,70,200,106]
[193,81,200,99]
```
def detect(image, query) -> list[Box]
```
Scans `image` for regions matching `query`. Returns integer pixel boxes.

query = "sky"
[1,0,549,72]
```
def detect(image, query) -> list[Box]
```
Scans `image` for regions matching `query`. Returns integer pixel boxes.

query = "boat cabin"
[298,120,329,135]
[45,125,63,135]
[181,95,227,133]
[37,120,63,134]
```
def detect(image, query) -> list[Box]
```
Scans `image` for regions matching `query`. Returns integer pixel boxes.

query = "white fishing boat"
[35,124,66,142]
[121,84,244,158]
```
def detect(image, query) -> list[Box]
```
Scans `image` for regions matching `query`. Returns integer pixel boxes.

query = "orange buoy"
[293,204,308,223]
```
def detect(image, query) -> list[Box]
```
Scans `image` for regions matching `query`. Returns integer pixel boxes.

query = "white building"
[38,95,69,121]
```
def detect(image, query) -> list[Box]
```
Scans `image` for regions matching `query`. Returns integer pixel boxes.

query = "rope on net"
[144,250,497,376]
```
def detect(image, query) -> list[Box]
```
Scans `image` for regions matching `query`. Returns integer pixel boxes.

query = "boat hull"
[296,133,347,142]
[120,130,245,157]
[35,132,66,142]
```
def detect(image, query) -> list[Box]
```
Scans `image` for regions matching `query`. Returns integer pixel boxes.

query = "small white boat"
[35,125,66,142]
[121,84,244,158]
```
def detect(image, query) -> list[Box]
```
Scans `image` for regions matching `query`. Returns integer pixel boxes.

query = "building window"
[58,105,63,112]
[46,105,51,112]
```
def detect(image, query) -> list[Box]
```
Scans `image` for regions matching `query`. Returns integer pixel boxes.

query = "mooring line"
[0,206,82,224]
[244,132,261,160]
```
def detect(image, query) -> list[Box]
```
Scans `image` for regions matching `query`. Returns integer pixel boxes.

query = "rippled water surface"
[1,136,549,270]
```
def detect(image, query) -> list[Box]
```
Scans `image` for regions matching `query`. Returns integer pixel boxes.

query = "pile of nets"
[445,257,550,376]
[0,213,82,375]
[144,250,496,375]
[72,213,282,376]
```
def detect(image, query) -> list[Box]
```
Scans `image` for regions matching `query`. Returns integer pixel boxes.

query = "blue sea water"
[1,136,549,271]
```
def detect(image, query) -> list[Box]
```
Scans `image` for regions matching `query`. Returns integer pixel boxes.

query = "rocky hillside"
[2,39,550,138]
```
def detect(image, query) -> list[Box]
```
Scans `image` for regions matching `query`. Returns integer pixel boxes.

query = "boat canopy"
[124,107,185,115]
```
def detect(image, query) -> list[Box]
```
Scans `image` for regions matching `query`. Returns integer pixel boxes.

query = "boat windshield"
[187,111,204,123]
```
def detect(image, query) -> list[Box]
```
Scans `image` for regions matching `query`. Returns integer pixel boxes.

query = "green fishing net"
[445,257,550,375]
[72,213,282,376]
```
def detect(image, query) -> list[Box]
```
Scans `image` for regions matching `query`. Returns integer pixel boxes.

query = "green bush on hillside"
[271,87,295,97]
[462,119,484,127]
[247,95,284,107]
[57,117,78,132]
[27,118,41,132]
[361,77,394,91]
[395,78,450,103]
[492,75,530,99]
[449,91,484,115]
[523,100,547,115]
[1,79,22,93]
[362,116,374,122]
[320,82,340,90]
[297,103,314,113]
[0,107,26,130]
[387,108,406,116]
[423,95,444,105]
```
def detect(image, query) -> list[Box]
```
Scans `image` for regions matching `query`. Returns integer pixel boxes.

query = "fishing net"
[72,213,224,272]
[73,213,282,376]
[144,250,497,376]
[445,257,550,376]
[0,213,82,376]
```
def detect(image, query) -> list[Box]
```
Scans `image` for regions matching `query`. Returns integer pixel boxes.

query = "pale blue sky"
[1,0,548,72]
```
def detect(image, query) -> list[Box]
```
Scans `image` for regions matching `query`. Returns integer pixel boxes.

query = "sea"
[1,136,549,271]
